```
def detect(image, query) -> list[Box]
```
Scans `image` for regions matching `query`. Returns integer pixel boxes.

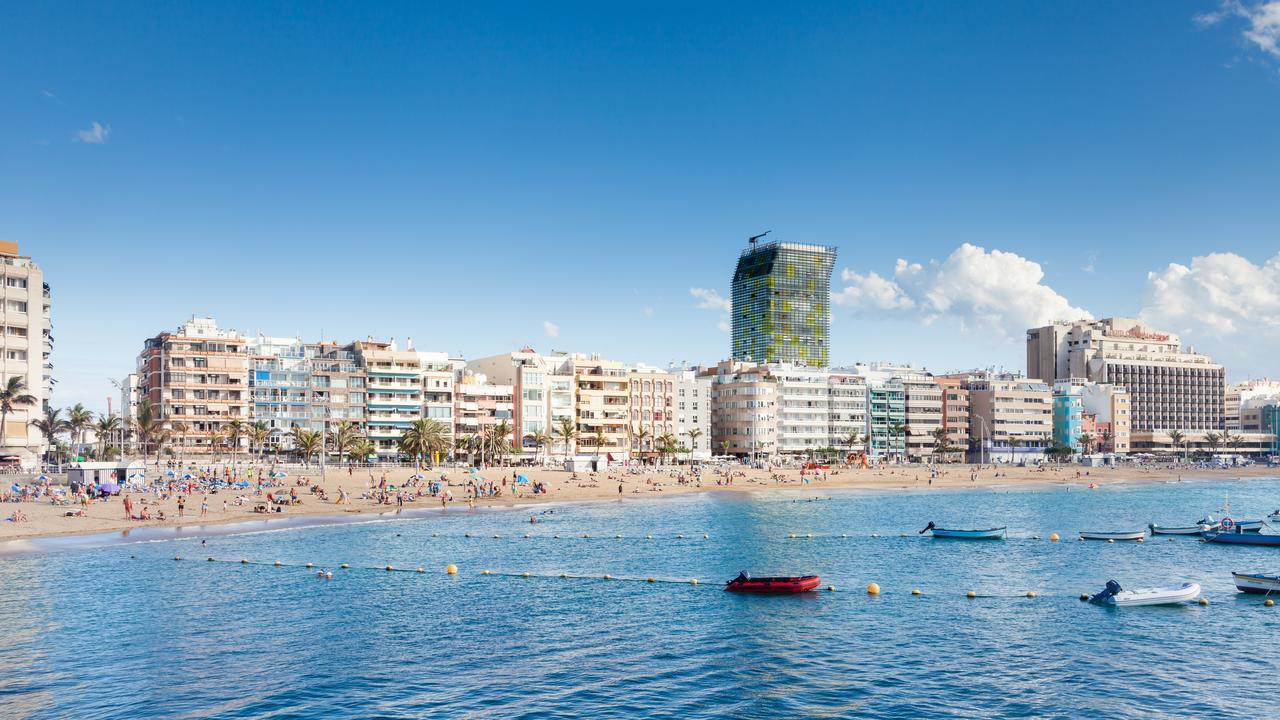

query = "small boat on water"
[724,572,821,594]
[1199,516,1264,532]
[1149,523,1214,536]
[1201,529,1280,547]
[919,521,1006,540]
[1089,579,1201,607]
[1080,531,1146,541]
[1232,572,1280,594]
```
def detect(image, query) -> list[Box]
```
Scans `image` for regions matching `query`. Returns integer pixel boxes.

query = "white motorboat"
[1080,530,1146,541]
[1089,580,1201,607]
[1149,523,1212,536]
[1232,572,1280,594]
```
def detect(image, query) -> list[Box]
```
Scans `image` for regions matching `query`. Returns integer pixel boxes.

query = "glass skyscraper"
[731,240,837,367]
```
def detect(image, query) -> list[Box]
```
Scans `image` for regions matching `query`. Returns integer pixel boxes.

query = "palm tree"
[633,426,651,464]
[1100,427,1114,454]
[131,398,161,462]
[843,429,861,461]
[94,414,122,459]
[1166,429,1185,460]
[170,422,188,467]
[209,429,226,463]
[66,403,94,458]
[1205,431,1222,457]
[487,420,514,466]
[400,418,449,469]
[0,376,37,451]
[889,420,907,461]
[293,428,323,467]
[720,439,730,457]
[1222,429,1242,458]
[29,407,68,465]
[328,421,361,466]
[554,418,577,461]
[931,427,949,463]
[1079,432,1095,456]
[1008,434,1022,464]
[250,421,271,461]
[685,428,703,460]
[224,418,246,464]
[350,438,376,466]
[593,427,607,464]
[657,432,677,465]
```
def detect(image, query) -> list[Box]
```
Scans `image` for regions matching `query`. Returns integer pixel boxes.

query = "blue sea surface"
[3,477,1280,719]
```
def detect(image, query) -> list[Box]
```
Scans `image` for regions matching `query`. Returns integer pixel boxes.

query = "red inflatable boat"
[724,574,821,594]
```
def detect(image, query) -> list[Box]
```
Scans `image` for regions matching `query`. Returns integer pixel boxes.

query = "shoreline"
[2,464,1276,556]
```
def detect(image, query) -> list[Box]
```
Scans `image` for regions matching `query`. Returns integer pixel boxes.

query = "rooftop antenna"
[748,230,771,249]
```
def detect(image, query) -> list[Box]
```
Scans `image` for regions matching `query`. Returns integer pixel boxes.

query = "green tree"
[1204,431,1222,457]
[250,421,271,461]
[131,398,161,462]
[292,428,323,467]
[66,403,95,458]
[94,413,122,459]
[1079,432,1095,456]
[685,428,703,459]
[328,421,361,465]
[1167,429,1186,460]
[593,426,607,463]
[29,407,68,464]
[554,417,577,461]
[0,376,37,451]
[633,426,651,464]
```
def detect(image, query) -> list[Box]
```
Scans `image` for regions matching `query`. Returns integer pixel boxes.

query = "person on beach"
[123,495,133,519]
[177,496,185,517]
[200,497,209,517]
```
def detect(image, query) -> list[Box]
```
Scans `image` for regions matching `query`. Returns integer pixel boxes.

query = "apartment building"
[703,359,777,458]
[774,364,836,456]
[1225,379,1280,431]
[247,335,312,449]
[936,377,970,460]
[353,339,423,458]
[628,364,677,461]
[0,242,51,465]
[136,317,249,455]
[963,375,1053,463]
[670,366,713,460]
[469,348,558,460]
[828,369,868,457]
[731,239,837,368]
[453,370,513,452]
[1080,382,1131,454]
[565,353,631,460]
[306,341,368,440]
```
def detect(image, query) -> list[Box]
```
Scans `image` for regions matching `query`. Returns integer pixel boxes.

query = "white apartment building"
[670,366,713,461]
[770,364,868,457]
[467,348,560,460]
[353,339,423,458]
[0,242,51,466]
[703,359,778,459]
[1225,379,1280,431]
[852,363,941,461]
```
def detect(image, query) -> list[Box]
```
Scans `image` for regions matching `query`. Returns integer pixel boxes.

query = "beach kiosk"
[66,461,147,491]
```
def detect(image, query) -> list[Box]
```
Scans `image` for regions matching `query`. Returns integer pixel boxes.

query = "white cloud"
[1082,254,1097,273]
[74,121,110,144]
[542,320,559,339]
[1141,252,1280,337]
[690,287,730,312]
[642,306,654,318]
[834,243,1092,339]
[690,287,732,333]
[1198,1,1280,58]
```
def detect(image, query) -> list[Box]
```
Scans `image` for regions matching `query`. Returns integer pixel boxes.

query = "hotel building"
[1027,318,1225,450]
[731,239,837,368]
[0,242,52,465]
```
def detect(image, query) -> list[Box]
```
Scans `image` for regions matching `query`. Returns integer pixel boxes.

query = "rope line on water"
[159,557,1275,606]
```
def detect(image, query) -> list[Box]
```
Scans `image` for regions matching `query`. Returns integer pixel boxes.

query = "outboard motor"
[1089,579,1123,605]
[919,521,936,535]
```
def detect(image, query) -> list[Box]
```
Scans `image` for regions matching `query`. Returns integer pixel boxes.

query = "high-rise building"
[136,317,249,455]
[731,239,836,368]
[0,242,51,467]
[1026,318,1224,449]
[247,335,312,450]
[305,341,368,441]
[352,339,423,458]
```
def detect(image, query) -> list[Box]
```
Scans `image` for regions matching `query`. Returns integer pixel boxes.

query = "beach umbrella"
[36,474,48,482]
[165,470,177,478]
[516,474,530,484]
[99,483,121,494]
[10,484,19,493]
[235,480,250,487]
[409,473,424,480]
[182,473,195,480]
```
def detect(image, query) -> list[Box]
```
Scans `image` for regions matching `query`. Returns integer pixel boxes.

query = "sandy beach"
[3,462,1276,544]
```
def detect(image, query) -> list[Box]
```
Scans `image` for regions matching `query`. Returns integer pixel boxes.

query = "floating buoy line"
[158,556,1278,606]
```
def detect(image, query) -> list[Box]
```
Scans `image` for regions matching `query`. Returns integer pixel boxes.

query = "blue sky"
[3,1,1280,413]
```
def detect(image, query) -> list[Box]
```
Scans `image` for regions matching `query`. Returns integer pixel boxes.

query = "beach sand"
[2,462,1274,543]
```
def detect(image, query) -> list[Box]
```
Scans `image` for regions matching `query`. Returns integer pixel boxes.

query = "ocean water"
[3,477,1280,719]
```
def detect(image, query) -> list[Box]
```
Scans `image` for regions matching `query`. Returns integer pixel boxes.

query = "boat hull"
[1080,531,1146,541]
[1232,572,1280,594]
[725,575,821,594]
[1201,532,1280,547]
[1107,582,1201,607]
[1149,524,1211,535]
[929,527,1007,540]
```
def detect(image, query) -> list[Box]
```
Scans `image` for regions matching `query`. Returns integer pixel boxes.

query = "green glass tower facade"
[731,240,837,367]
